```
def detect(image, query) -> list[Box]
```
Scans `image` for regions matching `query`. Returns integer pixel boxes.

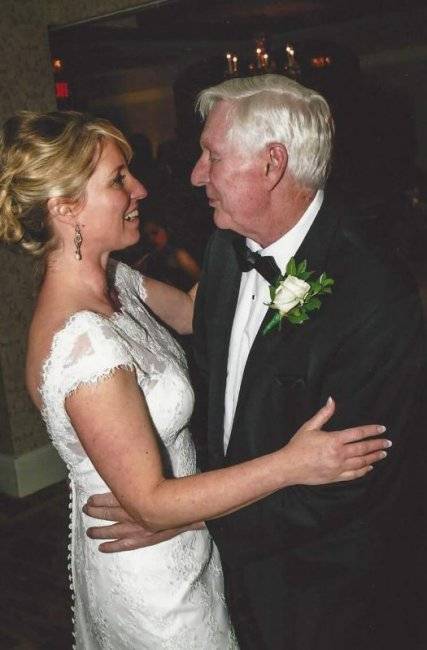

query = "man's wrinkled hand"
[85,520,186,553]
[83,491,132,525]
[83,492,204,553]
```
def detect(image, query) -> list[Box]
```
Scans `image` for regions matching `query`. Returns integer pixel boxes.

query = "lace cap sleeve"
[109,259,147,302]
[44,311,135,400]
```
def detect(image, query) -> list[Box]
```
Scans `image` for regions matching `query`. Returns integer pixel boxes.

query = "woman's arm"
[67,368,389,532]
[143,276,197,335]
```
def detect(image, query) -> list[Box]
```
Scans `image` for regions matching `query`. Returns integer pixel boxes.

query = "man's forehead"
[201,102,232,146]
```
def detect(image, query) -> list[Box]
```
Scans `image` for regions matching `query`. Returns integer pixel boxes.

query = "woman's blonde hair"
[0,110,132,257]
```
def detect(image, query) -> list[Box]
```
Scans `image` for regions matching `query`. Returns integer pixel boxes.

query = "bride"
[0,110,389,649]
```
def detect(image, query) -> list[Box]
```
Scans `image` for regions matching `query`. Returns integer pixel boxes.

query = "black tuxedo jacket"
[193,195,426,649]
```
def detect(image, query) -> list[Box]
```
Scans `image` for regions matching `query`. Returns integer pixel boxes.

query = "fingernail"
[380,451,387,459]
[326,396,333,406]
[384,439,393,448]
[377,425,386,433]
[367,465,374,471]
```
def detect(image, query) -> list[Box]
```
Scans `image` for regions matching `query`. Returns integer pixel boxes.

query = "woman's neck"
[43,249,115,314]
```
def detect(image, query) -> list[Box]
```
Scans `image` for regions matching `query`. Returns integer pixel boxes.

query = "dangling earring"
[74,224,82,261]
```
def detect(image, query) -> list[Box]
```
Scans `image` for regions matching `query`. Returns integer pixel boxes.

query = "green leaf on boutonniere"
[305,297,322,311]
[297,259,307,275]
[286,257,297,277]
[263,311,283,335]
[322,278,335,288]
[287,307,309,325]
[300,270,314,281]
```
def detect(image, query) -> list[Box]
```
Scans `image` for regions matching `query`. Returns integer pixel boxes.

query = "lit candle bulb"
[226,52,233,75]
[286,44,295,67]
[256,47,262,68]
[232,55,238,74]
[263,53,269,68]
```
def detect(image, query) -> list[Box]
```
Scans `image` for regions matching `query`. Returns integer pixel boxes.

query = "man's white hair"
[196,74,334,190]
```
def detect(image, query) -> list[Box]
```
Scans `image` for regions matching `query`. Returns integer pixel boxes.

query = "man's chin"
[212,209,232,230]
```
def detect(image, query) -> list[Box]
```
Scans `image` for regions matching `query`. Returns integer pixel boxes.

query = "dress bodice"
[40,260,194,481]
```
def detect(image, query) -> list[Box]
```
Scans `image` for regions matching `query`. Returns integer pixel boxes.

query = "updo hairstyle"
[0,110,132,257]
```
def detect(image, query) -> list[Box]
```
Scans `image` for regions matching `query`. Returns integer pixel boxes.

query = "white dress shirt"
[223,190,324,452]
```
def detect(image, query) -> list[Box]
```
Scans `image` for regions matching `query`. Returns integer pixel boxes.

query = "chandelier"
[224,36,333,80]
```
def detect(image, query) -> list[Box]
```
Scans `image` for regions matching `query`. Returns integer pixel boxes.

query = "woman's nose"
[130,175,148,199]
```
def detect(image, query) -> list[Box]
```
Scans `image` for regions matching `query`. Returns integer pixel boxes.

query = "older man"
[86,75,425,649]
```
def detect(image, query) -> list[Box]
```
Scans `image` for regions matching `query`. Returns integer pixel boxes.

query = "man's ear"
[265,143,288,189]
[47,197,75,224]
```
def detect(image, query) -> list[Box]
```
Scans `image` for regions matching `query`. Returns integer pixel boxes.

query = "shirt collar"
[246,189,324,273]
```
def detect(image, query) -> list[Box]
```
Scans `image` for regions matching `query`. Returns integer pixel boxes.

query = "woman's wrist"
[273,446,301,489]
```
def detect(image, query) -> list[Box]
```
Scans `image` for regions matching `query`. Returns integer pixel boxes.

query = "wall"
[0,0,58,496]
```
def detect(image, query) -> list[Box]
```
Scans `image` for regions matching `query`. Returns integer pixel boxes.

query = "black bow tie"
[233,240,281,285]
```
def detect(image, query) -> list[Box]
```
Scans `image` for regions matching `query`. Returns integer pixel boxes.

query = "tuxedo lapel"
[207,231,243,463]
[227,197,342,455]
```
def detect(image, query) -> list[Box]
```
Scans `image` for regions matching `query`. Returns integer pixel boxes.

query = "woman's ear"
[265,143,288,189]
[47,197,75,224]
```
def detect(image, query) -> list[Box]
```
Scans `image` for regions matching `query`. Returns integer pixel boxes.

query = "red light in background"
[55,82,69,98]
[311,55,332,69]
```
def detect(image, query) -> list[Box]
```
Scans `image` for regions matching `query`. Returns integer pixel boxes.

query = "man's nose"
[191,156,208,187]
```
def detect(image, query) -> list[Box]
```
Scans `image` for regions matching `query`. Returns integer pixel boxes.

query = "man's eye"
[113,173,126,186]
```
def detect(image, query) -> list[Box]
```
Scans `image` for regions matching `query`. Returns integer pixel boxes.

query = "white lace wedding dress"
[40,260,237,649]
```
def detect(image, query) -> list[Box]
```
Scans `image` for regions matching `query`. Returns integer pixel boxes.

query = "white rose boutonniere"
[263,257,334,335]
[273,275,311,314]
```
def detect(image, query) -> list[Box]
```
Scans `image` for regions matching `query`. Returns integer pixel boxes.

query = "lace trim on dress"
[108,258,147,303]
[40,312,135,399]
